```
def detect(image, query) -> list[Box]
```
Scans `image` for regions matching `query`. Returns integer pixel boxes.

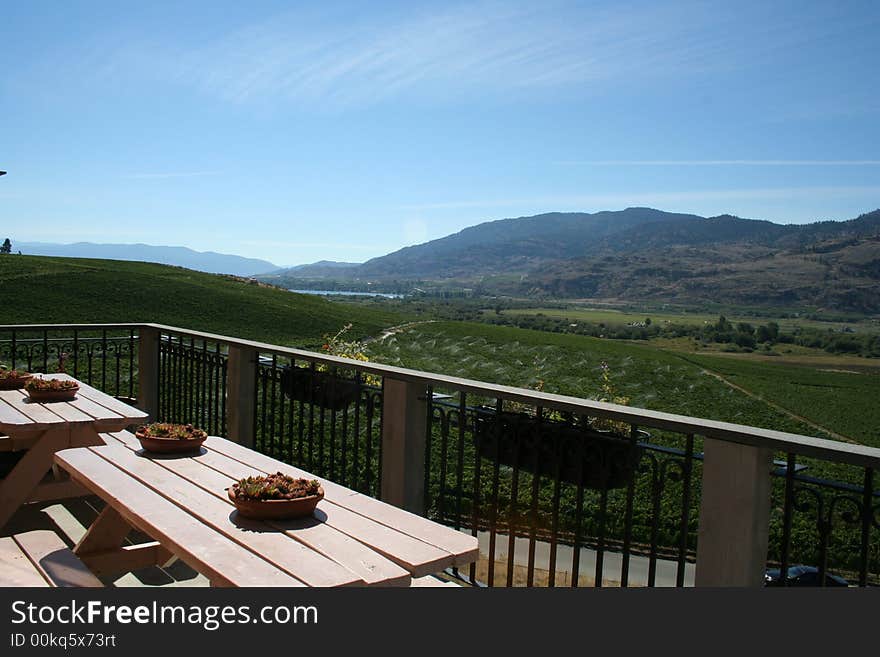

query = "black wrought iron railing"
[424,391,879,587]
[157,333,227,437]
[425,393,699,587]
[772,458,878,587]
[0,324,138,401]
[1,323,877,588]
[253,356,383,499]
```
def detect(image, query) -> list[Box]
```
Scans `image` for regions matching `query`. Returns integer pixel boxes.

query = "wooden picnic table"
[53,432,479,586]
[0,374,148,528]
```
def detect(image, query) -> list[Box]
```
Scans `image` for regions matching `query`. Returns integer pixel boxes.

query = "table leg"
[75,505,134,554]
[74,505,175,577]
[0,428,67,529]
[19,426,107,506]
[70,425,108,448]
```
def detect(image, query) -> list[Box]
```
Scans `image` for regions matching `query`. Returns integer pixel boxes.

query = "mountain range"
[262,207,880,312]
[16,242,278,277]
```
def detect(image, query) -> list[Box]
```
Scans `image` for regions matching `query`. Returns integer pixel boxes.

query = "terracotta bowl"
[228,487,324,520]
[0,374,32,390]
[135,431,207,454]
[25,385,78,402]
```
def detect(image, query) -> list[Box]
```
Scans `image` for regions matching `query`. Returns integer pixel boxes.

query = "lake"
[289,289,403,299]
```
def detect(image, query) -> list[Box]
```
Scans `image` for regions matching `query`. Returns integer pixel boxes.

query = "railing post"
[136,327,160,422]
[695,438,774,587]
[381,376,428,514]
[226,345,258,448]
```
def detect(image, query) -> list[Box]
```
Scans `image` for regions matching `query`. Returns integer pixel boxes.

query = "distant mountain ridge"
[261,207,880,312]
[281,260,362,278]
[17,242,278,277]
[358,208,703,278]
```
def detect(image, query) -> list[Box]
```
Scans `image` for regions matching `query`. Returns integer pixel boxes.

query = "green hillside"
[367,321,880,451]
[0,255,402,347]
[679,353,880,445]
[367,322,830,436]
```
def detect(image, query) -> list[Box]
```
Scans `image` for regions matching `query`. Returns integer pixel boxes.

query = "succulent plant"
[137,422,207,441]
[231,472,321,501]
[25,377,78,391]
[0,367,31,380]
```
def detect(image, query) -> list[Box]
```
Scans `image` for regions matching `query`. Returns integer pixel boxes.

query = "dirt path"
[698,368,860,445]
[365,320,436,345]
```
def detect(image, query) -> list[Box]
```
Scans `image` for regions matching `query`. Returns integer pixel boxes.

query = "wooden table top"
[0,374,147,434]
[54,432,479,587]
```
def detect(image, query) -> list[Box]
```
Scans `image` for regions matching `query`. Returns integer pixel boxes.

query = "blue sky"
[1,0,878,266]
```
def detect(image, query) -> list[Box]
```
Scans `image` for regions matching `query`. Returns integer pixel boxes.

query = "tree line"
[482,312,880,358]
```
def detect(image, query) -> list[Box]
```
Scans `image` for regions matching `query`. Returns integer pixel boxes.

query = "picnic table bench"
[53,431,479,587]
[0,530,102,587]
[0,374,147,528]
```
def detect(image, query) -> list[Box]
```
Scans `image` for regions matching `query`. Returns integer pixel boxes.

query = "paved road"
[474,530,695,587]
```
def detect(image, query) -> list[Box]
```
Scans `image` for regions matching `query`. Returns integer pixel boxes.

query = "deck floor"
[1,496,209,587]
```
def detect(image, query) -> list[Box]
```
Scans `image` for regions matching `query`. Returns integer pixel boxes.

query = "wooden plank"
[79,541,175,577]
[13,530,102,587]
[12,434,43,450]
[200,436,454,577]
[104,431,412,586]
[0,427,68,528]
[336,493,479,567]
[310,498,452,577]
[54,447,305,587]
[69,424,106,448]
[89,442,363,587]
[204,435,479,567]
[0,536,50,586]
[27,479,89,503]
[0,395,46,431]
[53,375,147,423]
[0,433,41,452]
[10,378,95,423]
[76,506,135,555]
[411,575,460,587]
[0,390,67,428]
[65,394,127,429]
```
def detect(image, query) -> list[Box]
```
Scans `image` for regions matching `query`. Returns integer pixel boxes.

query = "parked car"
[764,565,849,587]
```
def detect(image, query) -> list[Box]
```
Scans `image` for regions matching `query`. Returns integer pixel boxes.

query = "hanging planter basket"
[472,407,646,490]
[279,365,361,411]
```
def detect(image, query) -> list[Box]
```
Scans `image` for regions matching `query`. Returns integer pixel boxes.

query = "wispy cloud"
[99,2,754,109]
[554,160,880,166]
[121,171,222,179]
[399,185,880,211]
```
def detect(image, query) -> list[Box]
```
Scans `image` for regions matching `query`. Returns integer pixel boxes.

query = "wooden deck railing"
[2,322,878,587]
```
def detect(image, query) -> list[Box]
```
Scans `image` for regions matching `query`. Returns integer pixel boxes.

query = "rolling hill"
[16,242,279,277]
[0,255,401,347]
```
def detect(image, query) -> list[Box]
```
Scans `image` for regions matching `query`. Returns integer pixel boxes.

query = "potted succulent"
[227,472,324,520]
[135,422,208,454]
[0,367,33,390]
[24,376,79,402]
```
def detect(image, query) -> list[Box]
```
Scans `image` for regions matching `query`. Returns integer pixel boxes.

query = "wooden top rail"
[3,322,879,469]
[0,323,142,331]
